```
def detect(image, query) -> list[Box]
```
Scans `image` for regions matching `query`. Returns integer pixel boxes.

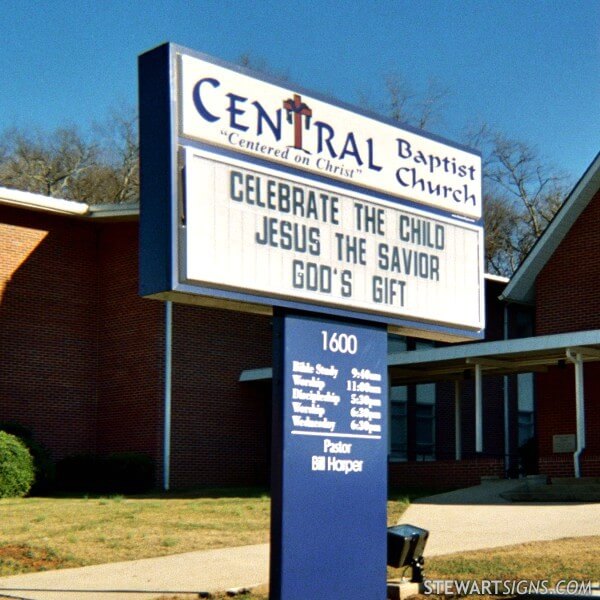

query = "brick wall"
[0,206,98,459]
[0,208,165,477]
[536,366,576,457]
[533,189,600,476]
[389,457,504,490]
[538,455,600,478]
[536,189,600,335]
[0,202,275,488]
[535,363,600,476]
[96,223,164,466]
[170,304,272,488]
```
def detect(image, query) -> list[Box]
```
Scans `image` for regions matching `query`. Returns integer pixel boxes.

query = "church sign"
[139,43,485,600]
[139,44,484,342]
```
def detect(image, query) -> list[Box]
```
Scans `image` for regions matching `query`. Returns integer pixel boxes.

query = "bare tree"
[360,72,450,131]
[0,108,139,205]
[467,125,570,276]
[82,106,139,203]
[369,75,568,276]
[238,53,290,83]
[483,193,520,275]
[0,127,99,198]
[0,72,569,276]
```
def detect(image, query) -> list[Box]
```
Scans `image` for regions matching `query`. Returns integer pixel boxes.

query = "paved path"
[400,479,600,556]
[1,481,599,599]
[0,544,269,600]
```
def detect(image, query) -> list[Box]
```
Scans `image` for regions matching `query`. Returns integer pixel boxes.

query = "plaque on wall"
[553,434,576,453]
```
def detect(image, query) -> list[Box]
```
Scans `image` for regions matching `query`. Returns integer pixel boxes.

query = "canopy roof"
[388,329,600,385]
[240,329,600,386]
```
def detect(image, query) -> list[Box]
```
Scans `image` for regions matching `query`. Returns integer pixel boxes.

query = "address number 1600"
[321,330,358,354]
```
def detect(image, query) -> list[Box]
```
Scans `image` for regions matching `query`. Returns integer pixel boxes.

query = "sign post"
[138,42,484,599]
[271,312,388,598]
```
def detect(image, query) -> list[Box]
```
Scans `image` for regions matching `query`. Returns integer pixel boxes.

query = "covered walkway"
[388,329,600,476]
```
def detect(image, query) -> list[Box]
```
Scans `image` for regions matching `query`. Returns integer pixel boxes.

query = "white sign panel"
[179,54,482,220]
[183,148,483,331]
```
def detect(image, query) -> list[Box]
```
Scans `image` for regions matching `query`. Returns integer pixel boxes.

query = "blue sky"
[1,0,598,179]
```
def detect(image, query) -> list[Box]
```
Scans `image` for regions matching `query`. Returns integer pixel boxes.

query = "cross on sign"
[283,94,312,152]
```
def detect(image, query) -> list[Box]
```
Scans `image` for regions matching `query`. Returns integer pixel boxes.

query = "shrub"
[55,453,99,492]
[0,422,55,494]
[0,431,35,497]
[104,452,155,494]
[56,452,155,494]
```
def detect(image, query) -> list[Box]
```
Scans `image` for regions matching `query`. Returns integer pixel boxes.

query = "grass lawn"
[422,535,600,583]
[0,488,416,576]
[2,489,598,599]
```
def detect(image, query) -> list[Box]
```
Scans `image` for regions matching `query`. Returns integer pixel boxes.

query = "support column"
[454,380,462,460]
[475,363,483,453]
[567,350,586,478]
[163,301,173,491]
[503,374,510,473]
[271,311,388,599]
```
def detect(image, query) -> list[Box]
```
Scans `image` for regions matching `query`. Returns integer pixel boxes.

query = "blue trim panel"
[180,139,483,226]
[138,45,176,297]
[269,309,284,598]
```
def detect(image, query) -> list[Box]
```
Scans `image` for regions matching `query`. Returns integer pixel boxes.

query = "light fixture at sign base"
[387,523,429,583]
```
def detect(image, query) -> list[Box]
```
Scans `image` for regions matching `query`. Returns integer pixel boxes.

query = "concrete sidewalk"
[1,481,599,599]
[0,544,269,600]
[400,479,600,556]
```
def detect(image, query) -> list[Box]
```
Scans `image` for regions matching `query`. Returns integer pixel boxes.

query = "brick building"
[0,190,271,489]
[0,152,598,490]
[383,152,600,484]
[501,152,600,478]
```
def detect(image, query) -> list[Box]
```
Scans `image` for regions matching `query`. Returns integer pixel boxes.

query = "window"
[388,335,408,460]
[517,373,535,446]
[514,307,534,338]
[416,383,436,460]
[388,338,437,461]
[390,386,408,459]
[388,334,407,355]
[414,341,436,460]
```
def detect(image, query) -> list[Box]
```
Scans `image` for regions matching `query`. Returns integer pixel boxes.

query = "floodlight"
[387,523,429,583]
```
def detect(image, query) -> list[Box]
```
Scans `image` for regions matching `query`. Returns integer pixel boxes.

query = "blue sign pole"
[271,309,388,599]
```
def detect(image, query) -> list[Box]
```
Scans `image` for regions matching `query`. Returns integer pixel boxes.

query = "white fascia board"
[389,328,600,367]
[0,187,140,220]
[0,186,89,216]
[239,367,273,382]
[241,330,600,382]
[501,152,600,304]
[87,203,140,219]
